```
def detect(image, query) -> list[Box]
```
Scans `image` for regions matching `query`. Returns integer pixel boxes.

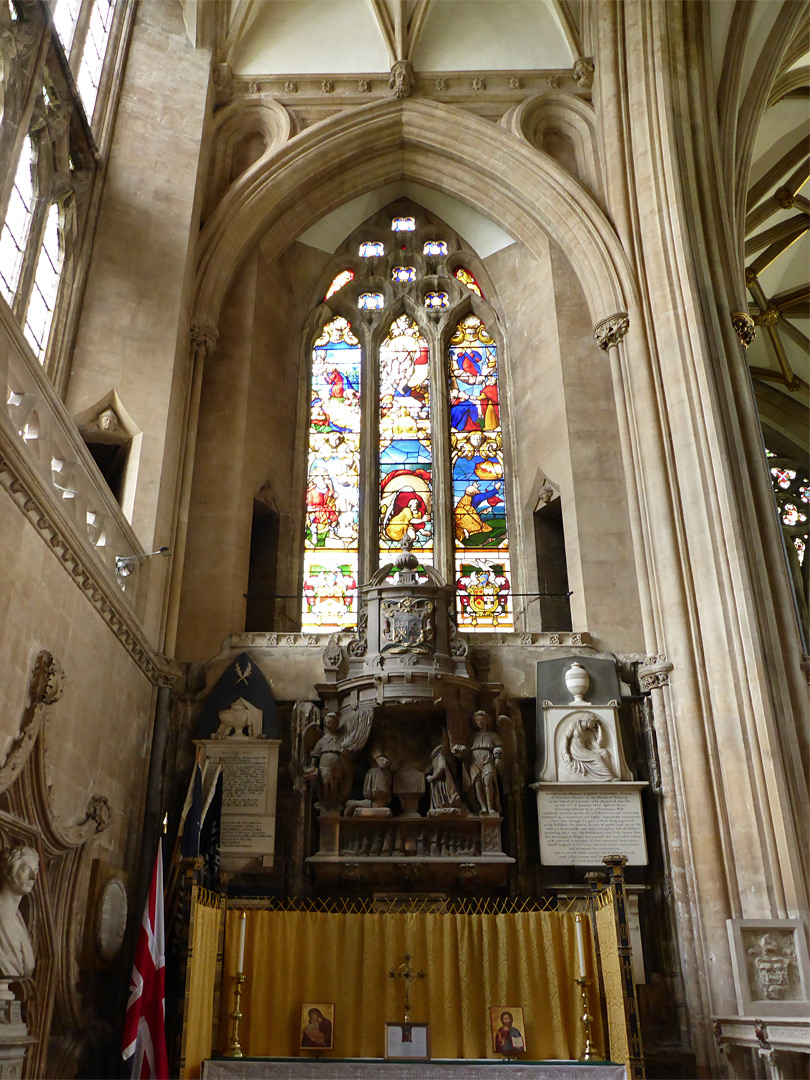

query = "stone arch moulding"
[502,91,605,204]
[193,97,638,332]
[205,97,298,219]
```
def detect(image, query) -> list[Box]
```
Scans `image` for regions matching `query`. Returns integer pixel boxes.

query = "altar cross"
[388,952,425,1023]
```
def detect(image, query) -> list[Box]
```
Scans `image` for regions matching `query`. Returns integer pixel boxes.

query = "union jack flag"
[121,840,169,1079]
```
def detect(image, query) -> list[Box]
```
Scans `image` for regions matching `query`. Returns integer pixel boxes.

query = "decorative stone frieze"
[638,654,674,690]
[594,312,630,351]
[731,311,756,347]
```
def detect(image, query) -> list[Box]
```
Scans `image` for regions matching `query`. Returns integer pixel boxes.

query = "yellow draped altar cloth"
[181,888,224,1079]
[216,908,601,1061]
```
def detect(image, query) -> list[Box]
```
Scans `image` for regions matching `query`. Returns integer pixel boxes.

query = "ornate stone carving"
[247,81,259,94]
[509,77,522,90]
[435,78,447,91]
[426,742,464,816]
[321,80,334,93]
[559,712,619,782]
[451,711,516,816]
[546,75,561,89]
[284,80,297,94]
[212,697,263,739]
[775,186,795,210]
[594,312,630,350]
[358,79,370,93]
[389,60,414,99]
[30,650,65,705]
[0,847,38,978]
[322,637,343,670]
[303,710,372,814]
[381,597,434,654]
[472,77,486,91]
[746,932,797,1000]
[638,654,674,691]
[573,57,595,89]
[753,304,781,327]
[731,311,756,347]
[85,795,111,832]
[190,320,218,356]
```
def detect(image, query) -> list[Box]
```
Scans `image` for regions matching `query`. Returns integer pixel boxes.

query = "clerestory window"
[302,209,513,635]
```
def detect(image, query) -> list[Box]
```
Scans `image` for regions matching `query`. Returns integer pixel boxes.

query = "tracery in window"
[391,216,416,232]
[379,315,432,563]
[52,0,83,54]
[0,134,34,304]
[302,316,361,631]
[449,314,512,630]
[24,201,63,359]
[302,208,514,633]
[455,267,483,297]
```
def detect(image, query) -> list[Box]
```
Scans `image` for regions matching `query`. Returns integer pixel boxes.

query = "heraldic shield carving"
[381,597,435,654]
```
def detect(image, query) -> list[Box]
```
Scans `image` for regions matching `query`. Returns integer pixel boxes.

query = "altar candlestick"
[236,911,246,974]
[575,913,587,979]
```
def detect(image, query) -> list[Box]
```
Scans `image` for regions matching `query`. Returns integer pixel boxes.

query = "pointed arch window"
[302,212,513,633]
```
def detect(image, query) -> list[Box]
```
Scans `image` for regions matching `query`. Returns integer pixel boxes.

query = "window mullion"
[428,322,453,584]
[359,323,380,584]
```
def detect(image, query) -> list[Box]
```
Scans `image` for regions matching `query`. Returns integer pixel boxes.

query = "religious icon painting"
[490,1006,526,1056]
[384,1022,431,1061]
[299,1002,335,1052]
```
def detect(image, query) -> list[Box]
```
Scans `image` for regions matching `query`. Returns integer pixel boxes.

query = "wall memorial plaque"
[531,782,648,866]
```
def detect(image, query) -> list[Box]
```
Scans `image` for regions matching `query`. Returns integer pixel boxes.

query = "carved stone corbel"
[638,654,674,691]
[190,320,218,357]
[594,312,630,351]
[573,57,594,90]
[731,311,756,348]
[389,59,414,99]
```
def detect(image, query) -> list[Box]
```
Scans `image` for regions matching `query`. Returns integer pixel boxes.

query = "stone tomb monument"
[531,660,648,866]
[0,846,39,1077]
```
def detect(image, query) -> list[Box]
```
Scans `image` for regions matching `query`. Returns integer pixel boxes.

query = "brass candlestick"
[575,976,602,1061]
[226,973,246,1058]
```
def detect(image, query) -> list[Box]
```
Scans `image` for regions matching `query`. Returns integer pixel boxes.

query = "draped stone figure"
[559,712,618,782]
[0,846,38,978]
[303,710,372,814]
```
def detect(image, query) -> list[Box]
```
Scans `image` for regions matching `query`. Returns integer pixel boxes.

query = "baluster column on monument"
[164,321,218,655]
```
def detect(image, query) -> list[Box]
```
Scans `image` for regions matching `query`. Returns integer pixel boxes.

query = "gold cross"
[388,952,425,1023]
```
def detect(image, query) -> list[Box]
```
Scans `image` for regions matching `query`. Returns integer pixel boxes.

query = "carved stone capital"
[573,56,594,89]
[594,312,630,351]
[638,654,673,691]
[190,321,218,356]
[731,311,756,347]
[753,304,781,328]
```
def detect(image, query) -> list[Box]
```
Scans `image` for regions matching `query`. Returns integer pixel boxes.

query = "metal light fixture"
[115,546,172,577]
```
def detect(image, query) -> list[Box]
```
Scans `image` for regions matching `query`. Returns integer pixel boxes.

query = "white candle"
[236,911,247,974]
[575,914,587,979]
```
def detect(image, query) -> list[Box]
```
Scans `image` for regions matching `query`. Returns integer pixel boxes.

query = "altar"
[202,1059,627,1079]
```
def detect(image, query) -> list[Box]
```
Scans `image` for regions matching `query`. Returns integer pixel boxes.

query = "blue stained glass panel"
[359,241,384,257]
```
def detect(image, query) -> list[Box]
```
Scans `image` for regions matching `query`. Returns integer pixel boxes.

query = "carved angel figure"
[560,712,617,782]
[452,710,516,816]
[303,710,372,814]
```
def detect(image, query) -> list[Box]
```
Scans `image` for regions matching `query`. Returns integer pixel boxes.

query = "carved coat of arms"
[381,598,435,654]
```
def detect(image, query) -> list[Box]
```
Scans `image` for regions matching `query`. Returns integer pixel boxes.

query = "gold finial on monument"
[388,952,425,1023]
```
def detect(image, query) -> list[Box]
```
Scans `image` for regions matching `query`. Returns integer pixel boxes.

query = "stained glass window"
[449,315,512,630]
[425,292,449,310]
[767,448,810,567]
[325,269,354,300]
[379,315,432,565]
[0,135,35,304]
[302,317,361,630]
[455,267,483,297]
[302,213,514,635]
[392,266,416,284]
